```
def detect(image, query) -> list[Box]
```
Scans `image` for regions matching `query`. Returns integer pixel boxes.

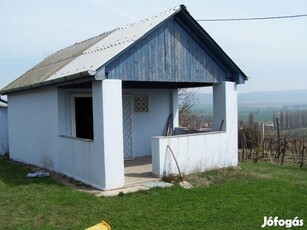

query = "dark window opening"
[74,97,94,139]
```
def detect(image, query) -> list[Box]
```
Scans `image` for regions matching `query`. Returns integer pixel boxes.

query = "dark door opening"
[74,97,94,139]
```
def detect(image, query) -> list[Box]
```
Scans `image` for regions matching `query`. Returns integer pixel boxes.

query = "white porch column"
[172,89,179,128]
[213,81,238,165]
[92,79,124,190]
[213,82,238,132]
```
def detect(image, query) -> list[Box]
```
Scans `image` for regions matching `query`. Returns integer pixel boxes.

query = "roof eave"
[0,70,94,95]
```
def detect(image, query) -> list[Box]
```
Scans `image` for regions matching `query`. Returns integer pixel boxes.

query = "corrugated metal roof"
[1,6,181,94]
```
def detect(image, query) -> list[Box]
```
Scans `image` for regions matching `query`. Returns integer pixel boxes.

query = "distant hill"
[195,89,307,107]
[238,90,307,106]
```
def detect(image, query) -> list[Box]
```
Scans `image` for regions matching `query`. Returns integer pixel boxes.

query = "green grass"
[0,157,306,229]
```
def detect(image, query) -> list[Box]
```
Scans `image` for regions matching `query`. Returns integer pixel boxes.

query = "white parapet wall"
[152,131,238,176]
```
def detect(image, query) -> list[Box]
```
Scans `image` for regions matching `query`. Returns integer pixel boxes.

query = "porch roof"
[0,5,248,95]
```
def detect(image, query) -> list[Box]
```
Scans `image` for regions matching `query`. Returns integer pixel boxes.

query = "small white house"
[0,101,8,155]
[0,5,247,190]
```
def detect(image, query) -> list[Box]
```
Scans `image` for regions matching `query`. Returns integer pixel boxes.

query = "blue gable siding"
[105,19,230,83]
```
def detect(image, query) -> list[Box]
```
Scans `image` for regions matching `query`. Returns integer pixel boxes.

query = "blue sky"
[1,0,306,93]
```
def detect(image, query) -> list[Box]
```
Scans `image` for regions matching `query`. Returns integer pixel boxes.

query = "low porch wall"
[57,136,103,190]
[152,131,238,176]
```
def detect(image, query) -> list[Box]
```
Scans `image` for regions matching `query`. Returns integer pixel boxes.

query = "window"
[71,94,94,140]
[133,95,149,113]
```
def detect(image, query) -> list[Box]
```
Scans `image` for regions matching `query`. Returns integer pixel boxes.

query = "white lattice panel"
[123,95,134,160]
[133,95,149,113]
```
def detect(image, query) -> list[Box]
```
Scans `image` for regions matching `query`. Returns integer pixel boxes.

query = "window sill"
[59,135,94,142]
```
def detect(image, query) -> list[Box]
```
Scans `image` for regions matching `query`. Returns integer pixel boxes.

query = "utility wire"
[197,14,307,22]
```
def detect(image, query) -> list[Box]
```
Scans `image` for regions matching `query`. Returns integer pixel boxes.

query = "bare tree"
[178,88,199,114]
[178,88,199,127]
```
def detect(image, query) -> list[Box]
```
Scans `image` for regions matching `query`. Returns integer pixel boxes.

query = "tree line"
[245,109,307,131]
[273,110,307,130]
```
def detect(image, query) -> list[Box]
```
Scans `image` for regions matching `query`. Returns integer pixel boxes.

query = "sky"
[1,0,306,93]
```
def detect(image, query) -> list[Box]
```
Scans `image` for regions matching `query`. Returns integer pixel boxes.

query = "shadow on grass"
[0,157,55,186]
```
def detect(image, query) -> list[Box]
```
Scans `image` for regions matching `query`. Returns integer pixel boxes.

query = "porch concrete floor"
[124,156,160,187]
[96,156,162,197]
[60,156,162,197]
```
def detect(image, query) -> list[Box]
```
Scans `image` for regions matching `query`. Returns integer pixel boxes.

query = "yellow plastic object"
[85,220,111,230]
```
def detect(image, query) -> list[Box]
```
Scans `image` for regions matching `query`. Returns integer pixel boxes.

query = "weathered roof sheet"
[2,31,113,94]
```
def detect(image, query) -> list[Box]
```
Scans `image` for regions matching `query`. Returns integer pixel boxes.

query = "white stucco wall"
[7,80,124,190]
[8,88,59,168]
[0,106,8,155]
[122,88,177,157]
[57,80,124,190]
[57,87,104,189]
[57,137,96,183]
[152,82,238,176]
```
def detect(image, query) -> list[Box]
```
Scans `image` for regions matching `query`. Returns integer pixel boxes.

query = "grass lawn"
[0,157,306,230]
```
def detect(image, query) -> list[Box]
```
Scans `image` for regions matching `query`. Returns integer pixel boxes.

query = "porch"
[55,80,238,191]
